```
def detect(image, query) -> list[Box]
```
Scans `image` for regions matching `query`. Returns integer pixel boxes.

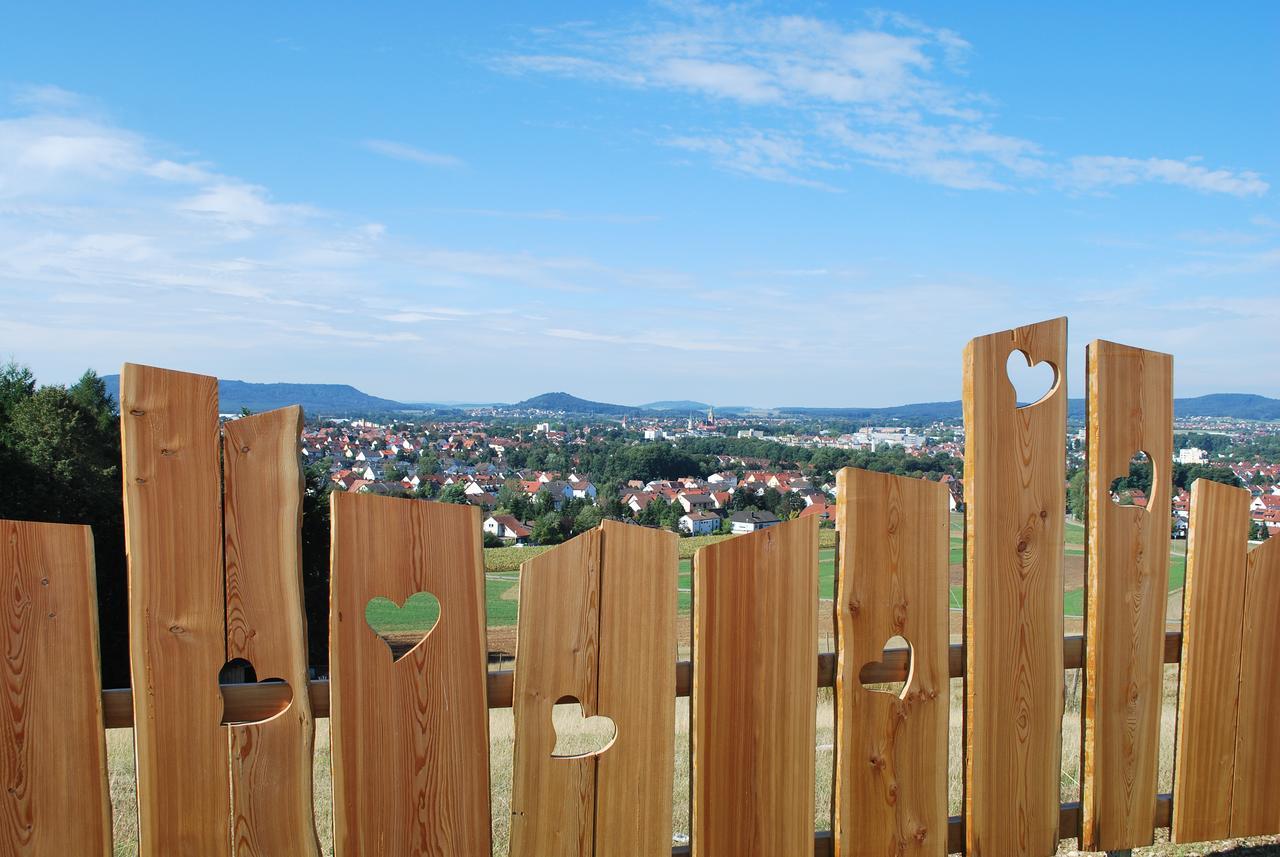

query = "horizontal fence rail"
[99,631,1185,726]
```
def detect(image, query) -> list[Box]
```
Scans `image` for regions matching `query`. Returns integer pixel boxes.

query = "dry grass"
[103,659,1278,856]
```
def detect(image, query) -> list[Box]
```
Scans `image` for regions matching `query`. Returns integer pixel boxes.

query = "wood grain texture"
[1,520,112,856]
[121,363,229,857]
[1172,478,1250,843]
[962,317,1066,857]
[1229,536,1280,837]
[510,521,677,857]
[329,492,490,857]
[595,520,677,857]
[223,407,320,857]
[510,528,601,856]
[834,468,949,857]
[692,517,818,857]
[1081,340,1173,851]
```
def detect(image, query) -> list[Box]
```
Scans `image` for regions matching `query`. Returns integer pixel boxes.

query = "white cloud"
[499,6,1266,198]
[362,139,464,168]
[1067,156,1268,198]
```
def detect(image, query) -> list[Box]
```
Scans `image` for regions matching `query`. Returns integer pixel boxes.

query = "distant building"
[679,511,722,535]
[484,514,532,542]
[1178,447,1208,464]
[729,509,782,534]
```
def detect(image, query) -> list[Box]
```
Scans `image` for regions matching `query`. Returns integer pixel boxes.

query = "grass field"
[369,516,1189,639]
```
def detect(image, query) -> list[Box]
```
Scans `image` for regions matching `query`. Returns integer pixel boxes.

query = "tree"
[440,483,468,504]
[573,504,603,534]
[1067,469,1087,521]
[531,512,565,546]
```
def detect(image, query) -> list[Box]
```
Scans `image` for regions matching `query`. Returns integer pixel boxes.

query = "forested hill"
[98,376,1280,421]
[101,375,428,415]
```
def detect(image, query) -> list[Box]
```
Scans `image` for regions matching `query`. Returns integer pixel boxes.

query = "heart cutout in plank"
[551,696,617,758]
[858,635,914,700]
[365,591,441,662]
[1006,348,1058,408]
[218,658,293,725]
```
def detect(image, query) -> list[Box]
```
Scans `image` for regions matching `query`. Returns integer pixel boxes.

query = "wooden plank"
[692,517,818,857]
[121,363,228,857]
[595,520,677,857]
[329,492,490,857]
[510,528,601,856]
[0,520,111,856]
[962,317,1066,857]
[510,521,677,857]
[1230,537,1280,836]
[223,407,320,856]
[1171,478,1250,843]
[1081,340,1173,851]
[834,468,949,857]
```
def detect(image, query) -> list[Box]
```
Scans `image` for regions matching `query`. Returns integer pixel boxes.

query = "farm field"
[371,514,1191,657]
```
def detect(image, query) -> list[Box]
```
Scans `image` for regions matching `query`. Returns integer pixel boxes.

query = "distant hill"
[101,375,445,415]
[1173,393,1280,420]
[97,377,1280,421]
[642,400,712,412]
[510,392,636,415]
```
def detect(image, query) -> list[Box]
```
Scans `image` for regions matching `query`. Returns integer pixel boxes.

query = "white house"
[483,515,532,542]
[729,509,782,534]
[680,511,722,535]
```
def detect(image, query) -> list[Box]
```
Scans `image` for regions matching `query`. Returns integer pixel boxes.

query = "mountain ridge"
[99,377,1280,421]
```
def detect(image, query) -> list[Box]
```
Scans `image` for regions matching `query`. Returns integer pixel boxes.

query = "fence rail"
[98,631,1185,726]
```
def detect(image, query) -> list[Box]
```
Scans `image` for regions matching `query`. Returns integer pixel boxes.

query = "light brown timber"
[692,516,818,857]
[962,317,1066,857]
[0,520,112,856]
[1229,536,1280,836]
[121,363,228,857]
[1172,478,1250,843]
[329,492,491,857]
[223,407,320,857]
[834,468,949,857]
[1081,340,1173,851]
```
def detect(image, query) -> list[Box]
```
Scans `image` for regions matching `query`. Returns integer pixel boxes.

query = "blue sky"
[1,2,1276,407]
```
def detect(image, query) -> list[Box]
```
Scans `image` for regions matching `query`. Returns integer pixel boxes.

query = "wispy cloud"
[1066,156,1268,197]
[498,4,1267,197]
[362,138,464,168]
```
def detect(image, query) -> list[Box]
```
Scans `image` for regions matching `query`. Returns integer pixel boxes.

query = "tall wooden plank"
[834,469,949,857]
[121,363,228,857]
[329,492,490,857]
[962,317,1066,857]
[223,407,320,857]
[1081,340,1173,851]
[692,517,818,857]
[594,521,677,857]
[1229,537,1280,836]
[1171,478,1250,843]
[0,521,112,856]
[510,529,601,856]
[510,520,677,857]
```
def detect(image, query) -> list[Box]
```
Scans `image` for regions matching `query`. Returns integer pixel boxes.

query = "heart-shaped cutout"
[1109,450,1154,510]
[218,658,293,725]
[858,635,914,700]
[365,591,441,662]
[1006,349,1057,408]
[551,696,617,758]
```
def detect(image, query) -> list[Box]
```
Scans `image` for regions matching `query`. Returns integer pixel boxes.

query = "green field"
[367,516,1187,634]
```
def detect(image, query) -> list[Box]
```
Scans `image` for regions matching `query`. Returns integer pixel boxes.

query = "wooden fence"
[2,316,1279,856]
